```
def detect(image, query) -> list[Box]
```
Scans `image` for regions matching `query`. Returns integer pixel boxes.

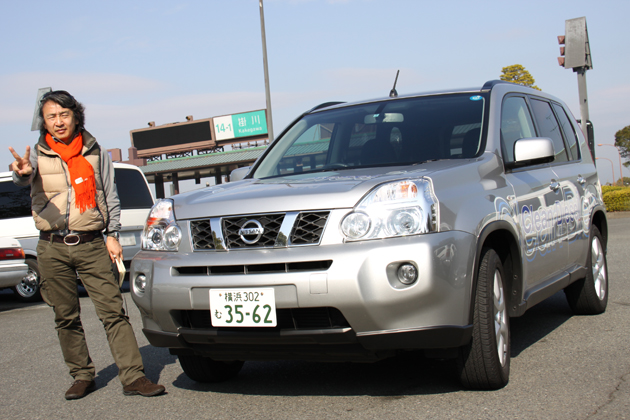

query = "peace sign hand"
[9,146,33,176]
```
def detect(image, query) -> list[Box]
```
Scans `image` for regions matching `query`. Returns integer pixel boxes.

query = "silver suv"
[131,81,608,389]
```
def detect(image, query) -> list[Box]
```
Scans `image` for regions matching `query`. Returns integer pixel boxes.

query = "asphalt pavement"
[1,217,629,419]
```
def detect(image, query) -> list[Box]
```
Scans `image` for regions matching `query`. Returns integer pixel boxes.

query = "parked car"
[0,162,154,300]
[0,237,30,300]
[131,80,608,390]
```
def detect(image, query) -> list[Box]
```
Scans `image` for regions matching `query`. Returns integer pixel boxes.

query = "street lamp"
[596,157,615,186]
[597,143,623,185]
[259,0,274,142]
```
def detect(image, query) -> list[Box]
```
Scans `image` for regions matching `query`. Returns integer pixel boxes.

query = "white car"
[0,162,154,301]
[0,237,29,300]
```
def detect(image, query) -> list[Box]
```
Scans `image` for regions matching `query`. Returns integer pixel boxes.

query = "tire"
[178,354,244,383]
[13,258,42,303]
[457,248,510,390]
[564,225,608,315]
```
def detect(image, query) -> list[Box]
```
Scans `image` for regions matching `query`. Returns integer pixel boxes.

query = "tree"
[500,65,541,90]
[614,125,630,168]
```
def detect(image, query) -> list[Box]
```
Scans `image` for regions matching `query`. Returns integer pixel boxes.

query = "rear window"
[0,180,31,220]
[529,98,569,163]
[114,168,153,209]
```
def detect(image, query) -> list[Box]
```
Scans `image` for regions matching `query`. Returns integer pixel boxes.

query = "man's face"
[42,101,77,144]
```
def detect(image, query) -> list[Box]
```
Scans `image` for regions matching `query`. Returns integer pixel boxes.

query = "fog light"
[134,274,147,295]
[397,263,418,285]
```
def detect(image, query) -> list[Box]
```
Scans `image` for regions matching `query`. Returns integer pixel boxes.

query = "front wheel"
[13,259,42,303]
[457,248,510,390]
[564,225,608,315]
[178,354,244,383]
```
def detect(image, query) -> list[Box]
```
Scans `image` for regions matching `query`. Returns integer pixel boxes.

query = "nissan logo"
[238,220,264,244]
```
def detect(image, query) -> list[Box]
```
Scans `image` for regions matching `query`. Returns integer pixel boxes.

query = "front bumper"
[131,230,475,361]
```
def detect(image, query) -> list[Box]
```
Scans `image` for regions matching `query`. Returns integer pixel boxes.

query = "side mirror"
[512,137,555,166]
[230,166,251,182]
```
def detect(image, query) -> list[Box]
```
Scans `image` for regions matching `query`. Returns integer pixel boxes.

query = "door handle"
[549,181,560,192]
[577,175,586,185]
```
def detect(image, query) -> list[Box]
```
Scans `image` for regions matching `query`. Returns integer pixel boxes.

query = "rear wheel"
[565,225,608,315]
[13,259,41,303]
[458,248,510,390]
[178,354,244,383]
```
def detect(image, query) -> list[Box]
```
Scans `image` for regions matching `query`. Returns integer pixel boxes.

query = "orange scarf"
[45,133,96,213]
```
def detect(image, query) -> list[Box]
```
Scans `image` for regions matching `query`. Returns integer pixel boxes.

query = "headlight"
[142,199,183,251]
[341,178,439,241]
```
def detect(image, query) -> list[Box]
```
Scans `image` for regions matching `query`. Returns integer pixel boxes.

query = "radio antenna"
[389,70,400,98]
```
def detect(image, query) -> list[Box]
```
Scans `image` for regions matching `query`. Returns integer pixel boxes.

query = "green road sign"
[214,110,268,141]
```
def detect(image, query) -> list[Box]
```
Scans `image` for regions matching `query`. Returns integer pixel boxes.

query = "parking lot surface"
[1,217,629,420]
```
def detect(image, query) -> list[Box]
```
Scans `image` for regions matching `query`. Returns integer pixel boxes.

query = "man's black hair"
[38,90,86,136]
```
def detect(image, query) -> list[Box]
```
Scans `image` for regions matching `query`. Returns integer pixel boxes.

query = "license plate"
[210,288,277,327]
[119,233,136,247]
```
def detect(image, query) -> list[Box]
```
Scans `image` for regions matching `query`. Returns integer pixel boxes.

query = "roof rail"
[307,101,346,113]
[482,80,511,90]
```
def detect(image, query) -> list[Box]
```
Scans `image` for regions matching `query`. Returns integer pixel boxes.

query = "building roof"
[138,146,266,175]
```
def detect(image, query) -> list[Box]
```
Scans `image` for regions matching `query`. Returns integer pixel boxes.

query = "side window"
[0,181,32,219]
[529,99,569,163]
[114,168,154,209]
[552,103,579,160]
[500,96,536,163]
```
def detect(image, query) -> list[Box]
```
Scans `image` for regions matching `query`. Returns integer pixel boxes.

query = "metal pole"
[596,158,615,186]
[598,143,624,185]
[259,0,274,142]
[576,67,590,137]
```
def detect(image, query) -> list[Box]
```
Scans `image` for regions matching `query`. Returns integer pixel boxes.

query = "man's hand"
[106,236,123,262]
[9,146,33,176]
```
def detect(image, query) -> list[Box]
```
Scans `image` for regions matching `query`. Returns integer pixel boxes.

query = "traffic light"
[557,35,566,67]
[557,17,592,70]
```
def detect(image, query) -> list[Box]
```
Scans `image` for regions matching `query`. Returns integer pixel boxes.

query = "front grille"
[291,212,329,245]
[180,307,350,331]
[173,260,332,276]
[190,220,214,250]
[189,211,330,251]
[223,214,284,248]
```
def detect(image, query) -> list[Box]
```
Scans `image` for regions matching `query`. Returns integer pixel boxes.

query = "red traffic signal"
[557,35,566,67]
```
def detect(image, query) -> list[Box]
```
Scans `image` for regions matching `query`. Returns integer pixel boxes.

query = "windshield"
[253,93,486,179]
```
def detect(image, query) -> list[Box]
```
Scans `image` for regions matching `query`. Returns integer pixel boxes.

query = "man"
[9,90,165,400]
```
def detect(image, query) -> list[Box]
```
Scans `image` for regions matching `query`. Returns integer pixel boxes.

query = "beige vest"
[31,134,109,232]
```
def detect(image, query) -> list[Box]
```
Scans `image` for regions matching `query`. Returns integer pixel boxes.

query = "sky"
[1,0,629,188]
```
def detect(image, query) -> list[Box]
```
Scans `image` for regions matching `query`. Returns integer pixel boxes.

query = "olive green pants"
[37,237,145,386]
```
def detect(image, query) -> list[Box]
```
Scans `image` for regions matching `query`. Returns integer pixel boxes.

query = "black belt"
[40,231,102,246]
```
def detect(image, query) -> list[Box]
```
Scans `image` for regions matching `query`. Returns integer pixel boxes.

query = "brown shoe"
[122,376,165,397]
[65,380,96,400]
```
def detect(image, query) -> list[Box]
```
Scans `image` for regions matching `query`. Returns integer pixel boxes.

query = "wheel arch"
[591,207,608,250]
[24,250,38,259]
[470,221,523,322]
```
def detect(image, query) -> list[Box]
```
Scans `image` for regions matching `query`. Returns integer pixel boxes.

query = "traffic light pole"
[576,67,590,136]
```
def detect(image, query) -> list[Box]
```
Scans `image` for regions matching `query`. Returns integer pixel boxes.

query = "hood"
[172,161,461,219]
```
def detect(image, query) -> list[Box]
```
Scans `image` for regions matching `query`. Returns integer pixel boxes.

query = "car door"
[500,95,568,292]
[546,101,594,272]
